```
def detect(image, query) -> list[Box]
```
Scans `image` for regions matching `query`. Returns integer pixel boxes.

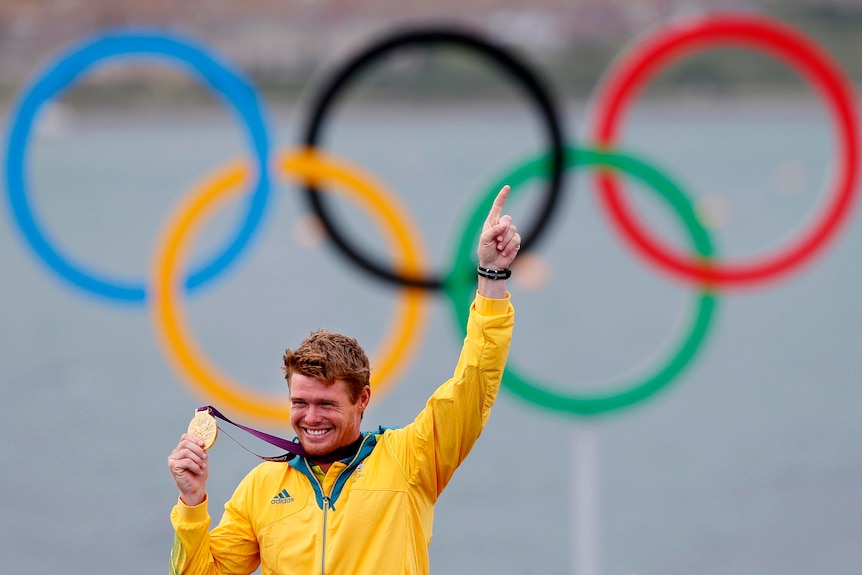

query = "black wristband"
[477,266,511,280]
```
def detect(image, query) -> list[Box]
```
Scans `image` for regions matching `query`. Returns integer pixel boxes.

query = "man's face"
[289,374,370,457]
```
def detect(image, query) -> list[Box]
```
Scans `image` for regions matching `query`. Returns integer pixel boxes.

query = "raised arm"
[384,185,519,496]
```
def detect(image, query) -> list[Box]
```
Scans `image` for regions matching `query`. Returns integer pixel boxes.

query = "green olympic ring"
[445,147,718,416]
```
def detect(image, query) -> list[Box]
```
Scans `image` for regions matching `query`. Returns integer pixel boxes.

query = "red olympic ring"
[590,13,859,287]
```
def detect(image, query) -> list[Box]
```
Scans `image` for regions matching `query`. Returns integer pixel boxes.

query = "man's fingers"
[496,222,517,250]
[485,216,511,248]
[180,432,206,450]
[486,185,510,224]
[169,449,209,478]
[169,450,206,471]
[168,435,208,475]
[493,215,512,238]
[176,460,206,477]
[501,232,521,257]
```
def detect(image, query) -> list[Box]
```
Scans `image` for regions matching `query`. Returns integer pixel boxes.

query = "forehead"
[289,373,351,401]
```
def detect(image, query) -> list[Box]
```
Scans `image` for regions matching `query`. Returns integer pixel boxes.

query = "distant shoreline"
[1,90,845,123]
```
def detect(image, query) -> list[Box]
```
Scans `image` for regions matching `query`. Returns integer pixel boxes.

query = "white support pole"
[571,426,601,575]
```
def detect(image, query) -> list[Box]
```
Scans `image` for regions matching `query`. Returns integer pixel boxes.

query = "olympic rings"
[591,13,859,287]
[5,30,271,303]
[150,148,429,425]
[5,14,858,420]
[448,147,717,415]
[300,26,566,290]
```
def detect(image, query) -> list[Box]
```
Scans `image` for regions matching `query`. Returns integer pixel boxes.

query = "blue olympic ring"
[4,29,271,303]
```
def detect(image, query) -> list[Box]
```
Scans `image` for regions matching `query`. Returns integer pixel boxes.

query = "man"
[167,185,521,574]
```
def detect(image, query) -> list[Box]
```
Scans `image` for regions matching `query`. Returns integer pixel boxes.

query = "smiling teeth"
[306,429,329,436]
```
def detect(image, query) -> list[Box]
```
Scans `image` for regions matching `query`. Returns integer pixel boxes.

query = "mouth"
[303,428,332,439]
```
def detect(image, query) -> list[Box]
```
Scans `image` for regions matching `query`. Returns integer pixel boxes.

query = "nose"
[303,404,324,424]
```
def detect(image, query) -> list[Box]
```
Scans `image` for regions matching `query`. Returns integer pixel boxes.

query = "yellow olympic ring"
[150,148,429,425]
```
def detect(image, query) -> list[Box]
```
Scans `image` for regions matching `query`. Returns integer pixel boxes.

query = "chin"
[301,443,326,455]
[300,437,333,455]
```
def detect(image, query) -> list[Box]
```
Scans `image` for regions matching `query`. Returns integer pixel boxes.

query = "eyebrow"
[290,396,339,405]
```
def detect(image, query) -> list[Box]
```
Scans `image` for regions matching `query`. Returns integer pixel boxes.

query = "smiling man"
[167,185,520,575]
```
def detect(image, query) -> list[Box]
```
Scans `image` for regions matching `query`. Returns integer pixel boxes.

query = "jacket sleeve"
[169,472,262,575]
[385,292,514,499]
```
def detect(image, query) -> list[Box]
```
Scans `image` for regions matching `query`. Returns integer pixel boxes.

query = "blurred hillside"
[2,0,862,107]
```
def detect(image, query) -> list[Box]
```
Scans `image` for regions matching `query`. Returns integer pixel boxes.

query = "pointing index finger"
[487,185,511,225]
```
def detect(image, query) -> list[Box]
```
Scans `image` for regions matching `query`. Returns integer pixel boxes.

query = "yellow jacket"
[170,294,514,575]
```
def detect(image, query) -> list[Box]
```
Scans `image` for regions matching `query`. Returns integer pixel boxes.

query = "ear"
[358,384,371,411]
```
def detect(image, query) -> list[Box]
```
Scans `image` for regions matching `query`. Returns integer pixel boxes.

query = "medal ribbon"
[198,405,363,464]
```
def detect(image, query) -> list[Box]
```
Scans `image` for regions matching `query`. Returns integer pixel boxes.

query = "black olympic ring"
[300,26,567,290]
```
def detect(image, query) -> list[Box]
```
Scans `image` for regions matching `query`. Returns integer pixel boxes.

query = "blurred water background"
[1,2,861,574]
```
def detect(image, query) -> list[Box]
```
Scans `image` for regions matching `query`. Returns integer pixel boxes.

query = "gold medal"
[187,409,218,450]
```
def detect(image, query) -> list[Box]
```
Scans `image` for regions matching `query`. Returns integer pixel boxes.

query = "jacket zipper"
[313,435,372,575]
[320,495,330,575]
